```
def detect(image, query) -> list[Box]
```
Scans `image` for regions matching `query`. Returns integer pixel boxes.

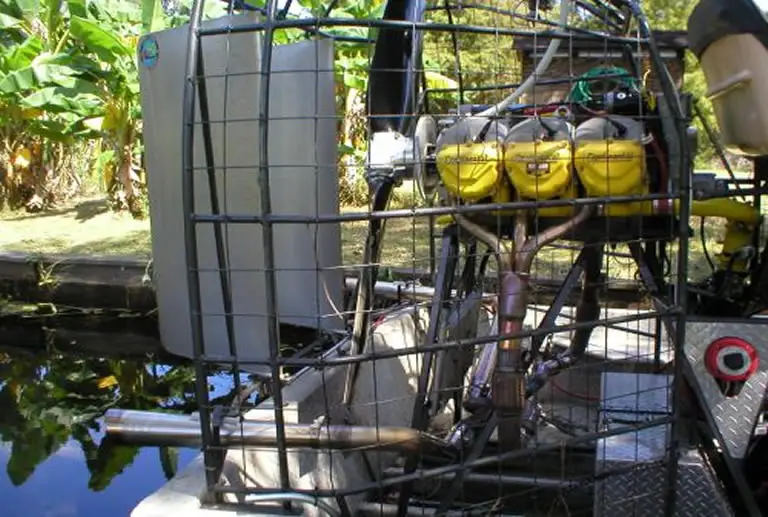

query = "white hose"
[476,0,574,118]
[244,493,342,517]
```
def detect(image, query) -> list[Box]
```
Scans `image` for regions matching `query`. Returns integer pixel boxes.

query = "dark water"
[0,346,242,517]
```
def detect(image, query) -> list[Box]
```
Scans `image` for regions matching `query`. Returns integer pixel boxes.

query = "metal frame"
[159,0,768,515]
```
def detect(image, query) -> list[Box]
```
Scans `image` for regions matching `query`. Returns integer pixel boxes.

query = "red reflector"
[704,336,759,382]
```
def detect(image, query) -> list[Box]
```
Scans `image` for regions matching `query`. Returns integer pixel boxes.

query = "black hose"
[700,217,716,272]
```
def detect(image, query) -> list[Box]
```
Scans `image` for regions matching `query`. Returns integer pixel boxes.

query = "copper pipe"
[449,218,521,353]
[453,212,513,271]
[498,206,593,354]
[104,409,454,456]
[497,271,526,347]
[452,205,593,360]
[515,205,593,274]
[502,207,593,451]
[451,204,592,451]
[513,210,528,257]
[494,211,529,351]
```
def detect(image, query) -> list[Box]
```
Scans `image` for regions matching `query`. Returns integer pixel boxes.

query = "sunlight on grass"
[0,196,726,283]
[0,197,153,259]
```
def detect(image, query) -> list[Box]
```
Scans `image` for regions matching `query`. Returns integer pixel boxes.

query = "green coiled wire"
[567,66,639,104]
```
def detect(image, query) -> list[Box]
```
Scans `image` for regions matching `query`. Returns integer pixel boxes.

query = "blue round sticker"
[139,37,159,68]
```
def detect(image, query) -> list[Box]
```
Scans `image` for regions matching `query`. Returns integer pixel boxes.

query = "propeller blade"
[367,0,428,134]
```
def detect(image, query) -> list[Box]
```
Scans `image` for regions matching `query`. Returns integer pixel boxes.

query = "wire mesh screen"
[119,0,768,515]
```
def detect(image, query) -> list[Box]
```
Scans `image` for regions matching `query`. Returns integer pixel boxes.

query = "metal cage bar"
[130,0,768,515]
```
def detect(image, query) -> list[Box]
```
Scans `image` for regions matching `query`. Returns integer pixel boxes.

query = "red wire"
[649,134,669,194]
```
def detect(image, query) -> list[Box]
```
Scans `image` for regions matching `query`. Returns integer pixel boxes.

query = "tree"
[0,0,104,210]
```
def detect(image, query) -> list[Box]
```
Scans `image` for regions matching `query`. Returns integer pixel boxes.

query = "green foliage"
[682,54,718,168]
[422,1,526,108]
[70,16,132,64]
[307,0,386,204]
[0,349,205,490]
[86,436,140,492]
[142,0,165,33]
[0,0,98,209]
[0,0,201,214]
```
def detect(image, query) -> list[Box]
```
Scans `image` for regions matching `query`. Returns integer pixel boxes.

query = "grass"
[0,196,153,259]
[0,195,433,266]
[0,191,729,283]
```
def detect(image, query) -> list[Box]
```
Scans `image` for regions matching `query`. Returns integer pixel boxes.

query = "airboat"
[106,0,768,515]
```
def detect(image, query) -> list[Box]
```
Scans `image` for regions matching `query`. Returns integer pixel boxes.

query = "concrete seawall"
[0,252,646,313]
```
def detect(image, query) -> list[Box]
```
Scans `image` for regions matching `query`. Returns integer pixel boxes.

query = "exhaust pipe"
[344,277,494,302]
[454,206,592,450]
[104,409,455,456]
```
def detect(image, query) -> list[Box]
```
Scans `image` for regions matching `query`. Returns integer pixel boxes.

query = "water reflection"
[0,347,240,517]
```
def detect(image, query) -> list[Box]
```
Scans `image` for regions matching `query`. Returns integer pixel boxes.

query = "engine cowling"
[503,117,576,202]
[432,113,650,220]
[573,115,648,216]
[435,117,508,203]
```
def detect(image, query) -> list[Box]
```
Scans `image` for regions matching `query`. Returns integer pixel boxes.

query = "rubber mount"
[704,336,759,382]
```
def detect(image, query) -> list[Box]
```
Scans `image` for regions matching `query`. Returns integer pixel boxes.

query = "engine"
[503,117,576,218]
[434,111,652,219]
[573,115,649,216]
[434,117,512,213]
[429,64,670,226]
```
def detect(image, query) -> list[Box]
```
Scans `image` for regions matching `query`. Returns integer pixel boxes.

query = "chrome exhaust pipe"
[344,277,494,302]
[104,409,455,456]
